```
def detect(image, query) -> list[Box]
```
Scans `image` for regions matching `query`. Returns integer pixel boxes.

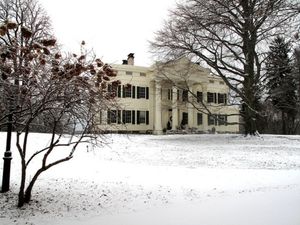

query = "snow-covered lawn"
[1,133,300,225]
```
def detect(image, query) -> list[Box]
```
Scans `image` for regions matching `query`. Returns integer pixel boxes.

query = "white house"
[99,53,240,134]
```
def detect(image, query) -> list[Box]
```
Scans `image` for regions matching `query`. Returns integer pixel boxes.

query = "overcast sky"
[38,0,176,66]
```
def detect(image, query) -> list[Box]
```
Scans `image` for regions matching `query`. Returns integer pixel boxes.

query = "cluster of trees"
[0,0,117,207]
[151,0,300,135]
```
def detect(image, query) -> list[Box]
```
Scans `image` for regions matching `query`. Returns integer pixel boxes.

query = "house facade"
[100,54,240,134]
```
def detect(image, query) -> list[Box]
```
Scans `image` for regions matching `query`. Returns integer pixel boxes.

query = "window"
[138,87,146,98]
[140,72,146,77]
[207,92,217,103]
[219,81,225,85]
[107,84,118,97]
[209,80,214,83]
[107,110,117,124]
[218,93,227,104]
[126,71,133,75]
[137,86,149,99]
[208,114,216,126]
[123,85,132,98]
[218,115,227,126]
[197,113,203,125]
[139,111,146,123]
[122,110,132,124]
[197,91,203,103]
[182,90,188,102]
[137,110,149,124]
[107,110,122,124]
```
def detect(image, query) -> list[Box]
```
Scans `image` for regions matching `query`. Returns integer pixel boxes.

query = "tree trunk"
[24,169,44,203]
[243,105,257,135]
[17,159,26,207]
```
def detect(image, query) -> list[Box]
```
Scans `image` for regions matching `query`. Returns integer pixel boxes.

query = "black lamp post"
[1,90,13,193]
[1,112,13,193]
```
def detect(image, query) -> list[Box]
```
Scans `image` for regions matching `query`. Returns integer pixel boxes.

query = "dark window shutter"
[122,110,126,124]
[214,93,217,103]
[132,110,135,124]
[146,87,149,99]
[137,111,140,124]
[137,86,140,99]
[218,93,221,104]
[132,86,136,98]
[224,94,227,105]
[118,85,121,98]
[107,110,111,124]
[146,111,149,125]
[122,85,125,98]
[117,110,121,124]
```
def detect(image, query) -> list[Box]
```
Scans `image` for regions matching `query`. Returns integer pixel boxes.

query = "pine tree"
[266,36,297,134]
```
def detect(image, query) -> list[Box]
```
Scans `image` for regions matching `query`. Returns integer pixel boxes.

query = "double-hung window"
[207,92,217,103]
[124,85,132,98]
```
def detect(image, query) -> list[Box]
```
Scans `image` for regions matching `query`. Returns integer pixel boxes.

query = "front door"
[181,112,188,128]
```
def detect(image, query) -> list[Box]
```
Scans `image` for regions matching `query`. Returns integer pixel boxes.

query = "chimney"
[127,53,134,65]
[122,60,128,65]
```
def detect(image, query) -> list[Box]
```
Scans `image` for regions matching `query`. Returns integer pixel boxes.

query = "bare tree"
[151,0,300,135]
[0,0,118,207]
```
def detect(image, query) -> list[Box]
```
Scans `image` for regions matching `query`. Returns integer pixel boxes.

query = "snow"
[0,133,300,225]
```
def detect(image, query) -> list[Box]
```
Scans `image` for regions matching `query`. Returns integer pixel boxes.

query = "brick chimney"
[127,53,134,65]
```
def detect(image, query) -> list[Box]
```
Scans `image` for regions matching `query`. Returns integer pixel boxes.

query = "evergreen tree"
[266,36,297,134]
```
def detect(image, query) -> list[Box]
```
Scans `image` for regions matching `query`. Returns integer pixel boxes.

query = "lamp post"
[1,88,13,193]
[1,112,12,193]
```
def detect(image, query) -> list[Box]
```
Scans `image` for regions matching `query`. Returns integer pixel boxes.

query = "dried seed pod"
[43,48,50,55]
[21,27,32,38]
[1,73,8,80]
[0,26,7,36]
[40,59,46,65]
[90,69,96,75]
[33,43,42,49]
[40,39,56,46]
[78,55,85,61]
[6,22,17,29]
[54,53,61,59]
[103,76,110,81]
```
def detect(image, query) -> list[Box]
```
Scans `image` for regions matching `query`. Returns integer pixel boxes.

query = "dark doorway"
[181,112,188,128]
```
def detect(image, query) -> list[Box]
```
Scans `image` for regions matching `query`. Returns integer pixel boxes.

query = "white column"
[172,86,178,130]
[202,83,208,132]
[154,80,163,134]
[188,92,194,128]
